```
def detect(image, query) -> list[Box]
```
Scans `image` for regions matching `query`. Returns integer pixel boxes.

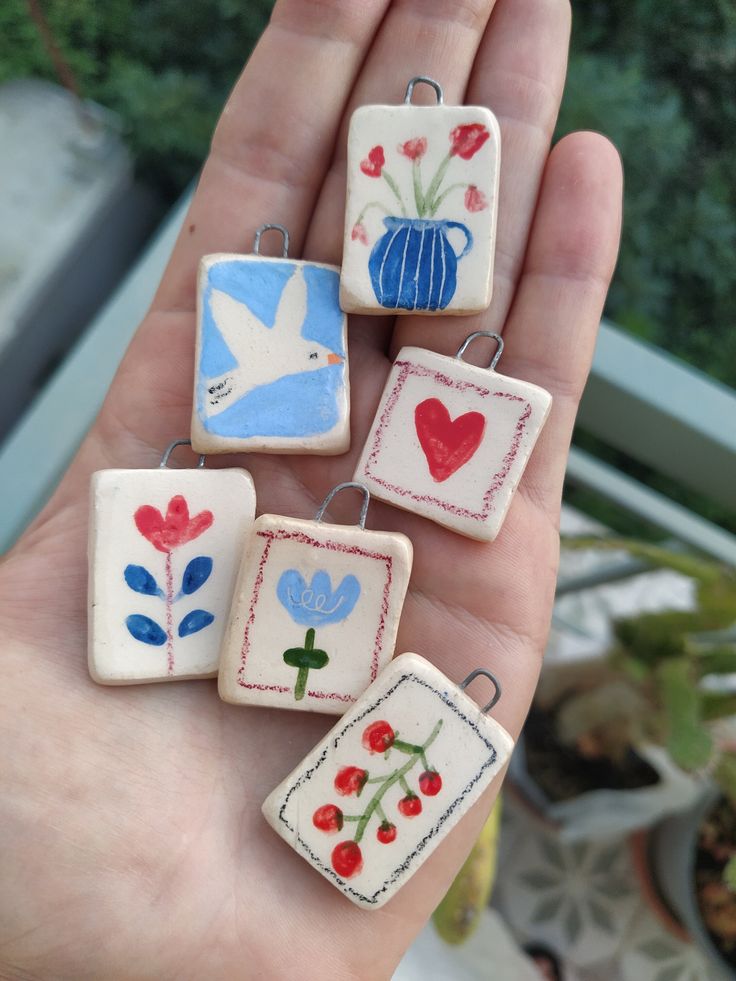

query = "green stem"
[423,153,452,217]
[412,159,425,217]
[381,170,407,216]
[356,200,392,224]
[399,774,411,795]
[393,737,425,755]
[352,720,443,843]
[293,628,314,701]
[375,801,388,824]
[428,182,466,216]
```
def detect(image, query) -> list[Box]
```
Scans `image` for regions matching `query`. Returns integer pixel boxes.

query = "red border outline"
[237,528,394,703]
[362,359,532,521]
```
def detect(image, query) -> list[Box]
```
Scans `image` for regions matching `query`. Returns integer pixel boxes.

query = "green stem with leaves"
[381,169,407,216]
[412,159,426,216]
[423,153,452,216]
[351,720,443,843]
[428,182,466,215]
[355,200,393,225]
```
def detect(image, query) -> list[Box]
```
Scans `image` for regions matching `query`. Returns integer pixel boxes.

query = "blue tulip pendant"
[218,482,413,714]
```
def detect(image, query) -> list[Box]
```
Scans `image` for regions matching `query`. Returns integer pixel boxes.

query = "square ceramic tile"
[354,347,552,540]
[341,103,500,315]
[89,467,255,684]
[218,515,412,714]
[262,653,514,909]
[191,254,349,454]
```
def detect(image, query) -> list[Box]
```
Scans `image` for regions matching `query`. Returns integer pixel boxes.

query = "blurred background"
[1,2,735,978]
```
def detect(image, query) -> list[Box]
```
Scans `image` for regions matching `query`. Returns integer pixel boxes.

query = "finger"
[152,0,392,313]
[500,130,623,517]
[303,0,498,279]
[390,0,571,356]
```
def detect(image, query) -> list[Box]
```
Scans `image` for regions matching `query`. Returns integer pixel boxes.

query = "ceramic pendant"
[340,76,500,316]
[88,440,256,684]
[354,332,552,541]
[218,483,412,714]
[191,223,349,455]
[262,653,514,909]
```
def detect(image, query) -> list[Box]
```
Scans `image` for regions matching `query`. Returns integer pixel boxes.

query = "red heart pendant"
[414,398,485,482]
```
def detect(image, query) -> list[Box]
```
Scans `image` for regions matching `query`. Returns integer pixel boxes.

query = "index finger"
[152,0,392,313]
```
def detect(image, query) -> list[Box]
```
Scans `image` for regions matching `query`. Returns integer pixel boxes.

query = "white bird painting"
[204,265,343,419]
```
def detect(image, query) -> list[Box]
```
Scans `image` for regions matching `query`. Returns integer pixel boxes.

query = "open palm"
[0,1,621,977]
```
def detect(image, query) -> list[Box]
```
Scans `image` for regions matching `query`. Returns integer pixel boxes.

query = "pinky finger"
[498,130,623,519]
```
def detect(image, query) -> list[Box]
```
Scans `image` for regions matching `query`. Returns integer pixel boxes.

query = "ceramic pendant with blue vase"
[340,76,500,317]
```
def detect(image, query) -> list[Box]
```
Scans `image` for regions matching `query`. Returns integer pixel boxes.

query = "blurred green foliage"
[560,0,736,387]
[0,0,273,194]
[1,0,734,387]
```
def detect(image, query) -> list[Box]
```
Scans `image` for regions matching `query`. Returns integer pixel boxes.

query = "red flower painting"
[134,496,213,554]
[398,137,427,161]
[354,122,491,237]
[464,184,488,213]
[351,221,368,244]
[360,145,385,178]
[449,123,490,160]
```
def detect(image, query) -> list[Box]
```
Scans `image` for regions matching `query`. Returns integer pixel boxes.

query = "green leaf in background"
[658,658,712,770]
[432,801,501,945]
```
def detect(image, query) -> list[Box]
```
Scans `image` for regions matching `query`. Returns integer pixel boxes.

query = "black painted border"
[277,670,501,905]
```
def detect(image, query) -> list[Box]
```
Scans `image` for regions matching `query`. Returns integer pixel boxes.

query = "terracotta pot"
[649,790,735,978]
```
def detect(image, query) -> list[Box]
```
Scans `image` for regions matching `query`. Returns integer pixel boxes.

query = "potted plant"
[509,539,736,841]
[648,782,736,977]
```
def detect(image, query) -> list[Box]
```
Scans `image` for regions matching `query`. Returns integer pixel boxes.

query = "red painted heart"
[414,398,485,482]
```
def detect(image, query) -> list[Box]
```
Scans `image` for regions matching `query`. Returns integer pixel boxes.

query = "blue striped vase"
[368,217,473,311]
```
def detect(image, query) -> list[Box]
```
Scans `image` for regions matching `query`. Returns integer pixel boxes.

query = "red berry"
[419,770,442,796]
[377,821,397,844]
[312,804,343,833]
[334,766,368,797]
[331,840,363,879]
[398,793,422,817]
[362,720,395,754]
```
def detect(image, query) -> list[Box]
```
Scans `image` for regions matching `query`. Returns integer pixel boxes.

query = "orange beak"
[327,353,344,366]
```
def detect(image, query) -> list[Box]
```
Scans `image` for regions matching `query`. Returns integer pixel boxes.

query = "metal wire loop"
[159,439,206,469]
[455,331,504,372]
[404,76,444,105]
[315,481,370,530]
[459,667,502,714]
[253,222,289,257]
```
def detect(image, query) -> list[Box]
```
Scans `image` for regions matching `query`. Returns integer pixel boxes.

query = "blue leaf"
[178,609,215,637]
[181,556,213,595]
[125,614,166,646]
[124,564,162,597]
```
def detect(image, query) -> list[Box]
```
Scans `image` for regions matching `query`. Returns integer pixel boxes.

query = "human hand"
[0,1,621,977]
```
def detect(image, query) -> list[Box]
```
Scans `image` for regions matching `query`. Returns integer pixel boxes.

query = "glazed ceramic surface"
[262,652,514,909]
[354,347,552,540]
[191,254,349,454]
[218,515,412,714]
[341,104,500,316]
[89,467,255,684]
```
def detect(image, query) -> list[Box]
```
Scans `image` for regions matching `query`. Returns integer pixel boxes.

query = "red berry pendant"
[262,653,513,910]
